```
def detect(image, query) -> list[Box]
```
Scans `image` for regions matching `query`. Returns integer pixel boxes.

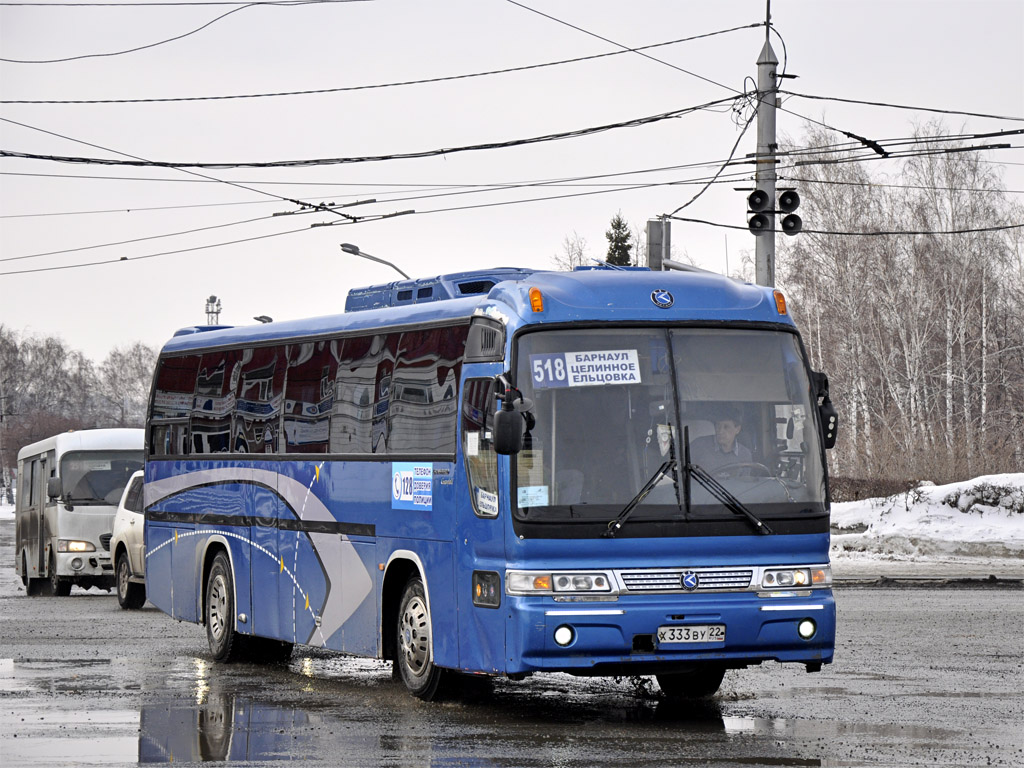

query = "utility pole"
[754,9,778,287]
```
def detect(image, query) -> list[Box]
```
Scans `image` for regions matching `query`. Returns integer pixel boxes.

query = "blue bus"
[144,266,838,700]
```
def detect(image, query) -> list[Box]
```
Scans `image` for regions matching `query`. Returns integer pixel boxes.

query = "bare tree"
[780,123,1023,484]
[551,231,590,271]
[99,342,157,427]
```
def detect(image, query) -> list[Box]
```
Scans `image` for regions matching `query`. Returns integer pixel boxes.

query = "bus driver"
[690,407,752,471]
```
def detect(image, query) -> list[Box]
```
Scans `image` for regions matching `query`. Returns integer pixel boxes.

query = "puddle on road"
[0,656,968,766]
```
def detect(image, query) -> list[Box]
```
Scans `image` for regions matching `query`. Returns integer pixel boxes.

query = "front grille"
[99,534,112,552]
[618,568,753,592]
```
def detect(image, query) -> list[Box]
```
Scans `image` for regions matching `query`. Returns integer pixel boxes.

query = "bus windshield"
[512,328,826,524]
[61,450,144,505]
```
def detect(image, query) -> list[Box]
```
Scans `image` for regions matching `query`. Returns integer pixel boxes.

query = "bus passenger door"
[455,377,507,675]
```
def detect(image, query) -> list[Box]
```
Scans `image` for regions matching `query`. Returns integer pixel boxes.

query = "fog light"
[798,619,817,639]
[553,625,574,647]
[71,557,84,570]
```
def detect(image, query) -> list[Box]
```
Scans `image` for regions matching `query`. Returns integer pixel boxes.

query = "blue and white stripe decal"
[146,467,374,647]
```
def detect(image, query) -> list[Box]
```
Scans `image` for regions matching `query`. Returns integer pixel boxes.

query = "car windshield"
[512,328,826,524]
[61,451,144,505]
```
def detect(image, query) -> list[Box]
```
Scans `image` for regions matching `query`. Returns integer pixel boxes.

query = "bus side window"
[463,378,499,518]
[150,355,201,457]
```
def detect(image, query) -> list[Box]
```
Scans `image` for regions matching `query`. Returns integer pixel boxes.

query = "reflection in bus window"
[150,355,200,456]
[192,350,241,454]
[329,334,398,454]
[233,347,285,454]
[389,326,467,454]
[283,341,336,454]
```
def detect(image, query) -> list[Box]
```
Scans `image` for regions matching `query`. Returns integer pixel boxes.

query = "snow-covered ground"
[830,473,1024,579]
[2,474,1021,579]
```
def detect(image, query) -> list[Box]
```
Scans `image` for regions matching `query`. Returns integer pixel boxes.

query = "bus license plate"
[657,624,725,644]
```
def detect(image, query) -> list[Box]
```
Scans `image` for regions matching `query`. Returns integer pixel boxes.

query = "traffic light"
[778,189,802,236]
[747,190,770,235]
[747,188,802,237]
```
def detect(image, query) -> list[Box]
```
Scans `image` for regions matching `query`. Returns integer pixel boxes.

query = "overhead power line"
[0,0,368,5]
[0,224,313,276]
[666,215,1024,237]
[780,91,1024,122]
[0,96,742,169]
[0,0,352,64]
[0,27,759,104]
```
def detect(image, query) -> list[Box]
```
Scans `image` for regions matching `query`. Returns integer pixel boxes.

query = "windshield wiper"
[679,426,771,535]
[603,460,676,538]
[685,461,773,535]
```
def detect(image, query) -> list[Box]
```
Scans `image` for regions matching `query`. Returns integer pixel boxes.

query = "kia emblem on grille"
[682,571,699,590]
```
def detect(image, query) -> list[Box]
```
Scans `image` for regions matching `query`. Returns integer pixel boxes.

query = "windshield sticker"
[392,462,432,510]
[518,485,549,507]
[530,350,641,389]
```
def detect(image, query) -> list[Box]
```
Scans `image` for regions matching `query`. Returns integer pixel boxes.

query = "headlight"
[506,570,615,595]
[58,540,96,553]
[762,566,831,589]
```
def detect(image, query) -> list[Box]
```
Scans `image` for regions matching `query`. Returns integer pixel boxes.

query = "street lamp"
[340,243,410,280]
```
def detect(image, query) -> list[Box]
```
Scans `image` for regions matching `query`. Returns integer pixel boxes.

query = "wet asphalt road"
[1,519,1022,768]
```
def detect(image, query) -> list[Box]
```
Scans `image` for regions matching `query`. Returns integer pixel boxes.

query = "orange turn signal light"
[529,287,544,313]
[773,289,787,315]
[533,575,551,590]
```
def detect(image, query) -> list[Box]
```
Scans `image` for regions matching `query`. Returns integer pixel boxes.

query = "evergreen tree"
[605,211,633,266]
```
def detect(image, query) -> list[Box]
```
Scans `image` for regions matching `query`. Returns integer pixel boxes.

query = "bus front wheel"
[205,551,244,662]
[49,554,71,597]
[395,577,447,700]
[22,553,45,597]
[656,664,726,699]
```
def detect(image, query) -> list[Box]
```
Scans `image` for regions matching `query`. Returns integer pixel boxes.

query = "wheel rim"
[208,573,229,642]
[399,594,431,678]
[117,557,129,599]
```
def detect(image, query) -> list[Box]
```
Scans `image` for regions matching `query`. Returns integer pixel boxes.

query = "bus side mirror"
[47,476,63,500]
[493,408,524,455]
[812,371,838,450]
[819,399,838,449]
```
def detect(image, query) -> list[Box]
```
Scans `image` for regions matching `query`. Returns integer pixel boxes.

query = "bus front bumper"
[504,590,835,676]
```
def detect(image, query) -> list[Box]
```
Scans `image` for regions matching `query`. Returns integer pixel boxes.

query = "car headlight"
[506,571,614,595]
[58,539,96,553]
[762,566,831,589]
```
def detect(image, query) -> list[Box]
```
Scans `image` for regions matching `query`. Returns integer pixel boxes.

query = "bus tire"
[22,552,45,597]
[395,576,447,700]
[656,664,726,699]
[49,554,71,597]
[116,551,146,610]
[205,551,244,662]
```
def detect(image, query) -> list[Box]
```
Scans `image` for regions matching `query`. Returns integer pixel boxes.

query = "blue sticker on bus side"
[392,462,433,510]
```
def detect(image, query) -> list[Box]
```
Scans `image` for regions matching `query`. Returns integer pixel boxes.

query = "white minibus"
[15,428,144,596]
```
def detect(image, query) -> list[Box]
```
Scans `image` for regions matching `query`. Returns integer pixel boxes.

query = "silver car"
[110,470,146,609]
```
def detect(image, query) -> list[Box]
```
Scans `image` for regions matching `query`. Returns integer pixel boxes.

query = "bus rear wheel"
[49,554,71,597]
[205,551,244,662]
[395,577,447,700]
[656,664,726,699]
[22,553,45,597]
[116,551,146,610]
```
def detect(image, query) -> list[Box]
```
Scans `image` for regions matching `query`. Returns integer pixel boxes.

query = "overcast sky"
[1,0,1022,362]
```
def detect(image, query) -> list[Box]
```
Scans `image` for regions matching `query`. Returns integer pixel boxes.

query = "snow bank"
[831,473,1024,561]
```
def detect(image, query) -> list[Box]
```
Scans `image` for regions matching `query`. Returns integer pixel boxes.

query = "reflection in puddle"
[139,695,317,763]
